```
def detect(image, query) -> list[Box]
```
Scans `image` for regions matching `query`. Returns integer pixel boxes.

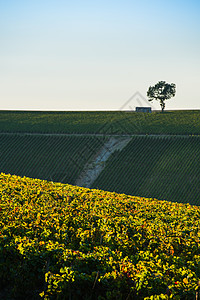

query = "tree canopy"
[147,81,176,112]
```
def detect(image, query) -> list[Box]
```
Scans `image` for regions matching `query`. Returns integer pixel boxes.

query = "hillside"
[0,134,106,184]
[92,136,200,205]
[1,173,200,299]
[0,133,199,205]
[0,110,200,206]
[1,110,200,135]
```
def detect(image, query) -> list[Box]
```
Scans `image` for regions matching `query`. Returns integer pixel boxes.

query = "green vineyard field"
[1,110,200,135]
[92,136,200,205]
[1,173,200,299]
[0,134,105,184]
[0,133,200,206]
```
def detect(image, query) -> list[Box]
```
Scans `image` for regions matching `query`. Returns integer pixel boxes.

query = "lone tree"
[147,81,176,112]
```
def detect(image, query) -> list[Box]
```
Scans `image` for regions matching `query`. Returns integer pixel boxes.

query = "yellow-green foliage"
[0,173,200,299]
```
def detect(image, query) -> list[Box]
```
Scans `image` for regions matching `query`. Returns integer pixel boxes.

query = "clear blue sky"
[0,0,199,110]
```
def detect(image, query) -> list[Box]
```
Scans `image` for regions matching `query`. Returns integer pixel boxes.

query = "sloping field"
[1,110,200,135]
[0,134,106,184]
[1,173,200,299]
[0,110,200,206]
[0,133,200,205]
[92,136,200,205]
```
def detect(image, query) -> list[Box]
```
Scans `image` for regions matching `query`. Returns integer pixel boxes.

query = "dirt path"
[75,137,131,188]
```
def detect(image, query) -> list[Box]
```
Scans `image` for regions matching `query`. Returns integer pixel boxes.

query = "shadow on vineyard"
[92,135,200,206]
[0,132,199,205]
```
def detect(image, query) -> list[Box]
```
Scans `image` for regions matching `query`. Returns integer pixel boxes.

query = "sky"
[0,0,199,111]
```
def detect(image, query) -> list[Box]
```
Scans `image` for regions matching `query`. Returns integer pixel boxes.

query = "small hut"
[136,107,152,113]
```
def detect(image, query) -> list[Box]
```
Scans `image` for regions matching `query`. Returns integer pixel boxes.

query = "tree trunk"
[160,100,165,113]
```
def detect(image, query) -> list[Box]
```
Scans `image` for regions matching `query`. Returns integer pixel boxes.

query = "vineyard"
[0,134,106,184]
[0,110,200,135]
[92,136,200,205]
[1,133,200,205]
[0,173,200,299]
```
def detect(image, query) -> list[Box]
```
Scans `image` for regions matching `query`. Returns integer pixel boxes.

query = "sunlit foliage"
[0,173,200,299]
